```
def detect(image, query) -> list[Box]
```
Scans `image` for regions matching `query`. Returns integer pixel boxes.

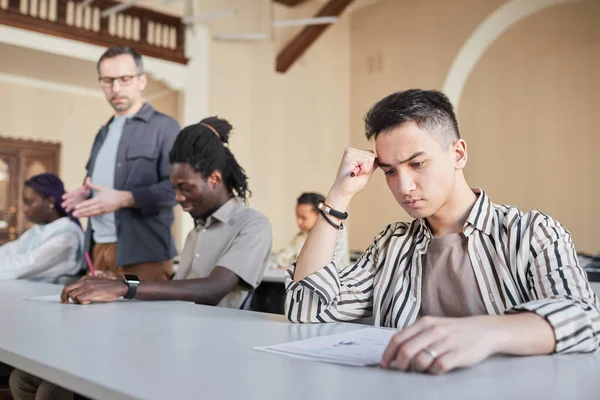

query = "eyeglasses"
[98,74,142,88]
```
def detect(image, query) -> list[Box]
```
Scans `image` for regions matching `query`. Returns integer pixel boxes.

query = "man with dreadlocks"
[60,117,272,308]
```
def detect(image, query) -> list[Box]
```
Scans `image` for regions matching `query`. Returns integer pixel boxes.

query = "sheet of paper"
[22,294,64,303]
[254,327,397,367]
[22,295,129,303]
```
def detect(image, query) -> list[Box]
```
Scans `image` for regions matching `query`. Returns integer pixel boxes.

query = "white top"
[0,217,83,281]
[269,228,350,270]
[1,280,599,400]
[261,267,286,283]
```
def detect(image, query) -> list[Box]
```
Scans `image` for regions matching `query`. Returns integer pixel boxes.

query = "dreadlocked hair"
[169,117,251,201]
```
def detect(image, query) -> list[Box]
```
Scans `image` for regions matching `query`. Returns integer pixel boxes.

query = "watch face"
[124,274,140,283]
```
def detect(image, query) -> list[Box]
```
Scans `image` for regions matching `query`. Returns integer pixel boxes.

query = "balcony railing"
[0,0,187,64]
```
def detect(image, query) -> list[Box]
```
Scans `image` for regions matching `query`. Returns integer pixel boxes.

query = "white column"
[178,23,210,242]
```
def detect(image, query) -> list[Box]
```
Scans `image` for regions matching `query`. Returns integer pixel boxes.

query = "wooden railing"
[0,0,187,64]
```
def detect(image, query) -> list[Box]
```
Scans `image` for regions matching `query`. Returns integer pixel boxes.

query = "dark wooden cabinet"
[0,137,60,244]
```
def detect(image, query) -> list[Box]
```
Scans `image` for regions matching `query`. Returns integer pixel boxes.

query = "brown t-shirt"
[420,232,487,317]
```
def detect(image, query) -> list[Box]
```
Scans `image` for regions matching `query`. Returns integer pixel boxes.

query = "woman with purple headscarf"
[0,173,84,281]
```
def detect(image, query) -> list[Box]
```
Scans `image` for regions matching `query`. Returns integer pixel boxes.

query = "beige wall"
[460,2,600,253]
[197,0,351,249]
[349,0,600,254]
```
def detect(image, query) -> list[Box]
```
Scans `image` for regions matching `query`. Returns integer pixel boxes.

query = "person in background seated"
[269,192,350,270]
[60,117,272,308]
[0,173,83,281]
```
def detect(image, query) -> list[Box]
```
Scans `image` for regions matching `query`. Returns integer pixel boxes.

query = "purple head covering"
[24,173,81,228]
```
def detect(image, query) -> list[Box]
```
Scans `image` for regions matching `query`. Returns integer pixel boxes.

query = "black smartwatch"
[123,274,140,300]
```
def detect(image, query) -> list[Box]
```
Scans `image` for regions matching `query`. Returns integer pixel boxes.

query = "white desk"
[1,280,600,400]
[591,282,600,297]
[261,268,286,283]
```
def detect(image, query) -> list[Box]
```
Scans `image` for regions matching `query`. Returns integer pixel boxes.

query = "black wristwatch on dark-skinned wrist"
[123,274,140,300]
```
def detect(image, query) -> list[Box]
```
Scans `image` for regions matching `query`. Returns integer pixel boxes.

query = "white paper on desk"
[22,294,64,303]
[22,295,128,303]
[254,327,397,367]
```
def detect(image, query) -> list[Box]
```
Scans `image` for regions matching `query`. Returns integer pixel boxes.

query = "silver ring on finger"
[422,347,438,360]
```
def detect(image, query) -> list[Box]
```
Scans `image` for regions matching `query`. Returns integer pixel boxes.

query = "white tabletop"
[261,268,286,283]
[1,280,600,400]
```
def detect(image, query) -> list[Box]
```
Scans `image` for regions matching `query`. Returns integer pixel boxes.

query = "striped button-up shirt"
[285,189,600,353]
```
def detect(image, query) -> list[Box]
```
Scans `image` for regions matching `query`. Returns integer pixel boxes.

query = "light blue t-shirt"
[90,116,129,243]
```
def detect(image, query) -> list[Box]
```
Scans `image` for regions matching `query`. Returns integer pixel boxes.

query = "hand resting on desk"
[380,313,555,375]
[61,276,128,304]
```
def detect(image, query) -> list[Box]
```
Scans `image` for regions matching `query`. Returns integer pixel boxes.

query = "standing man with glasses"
[62,46,180,282]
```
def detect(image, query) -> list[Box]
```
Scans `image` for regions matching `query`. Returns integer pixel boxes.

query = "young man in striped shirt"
[285,89,600,374]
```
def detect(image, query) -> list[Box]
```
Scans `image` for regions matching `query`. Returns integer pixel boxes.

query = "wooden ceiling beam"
[273,0,311,6]
[275,0,353,73]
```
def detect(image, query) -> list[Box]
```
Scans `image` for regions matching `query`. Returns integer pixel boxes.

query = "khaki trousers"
[92,242,172,281]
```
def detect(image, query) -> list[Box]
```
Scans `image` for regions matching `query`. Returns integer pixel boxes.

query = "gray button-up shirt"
[174,197,272,309]
[84,103,180,266]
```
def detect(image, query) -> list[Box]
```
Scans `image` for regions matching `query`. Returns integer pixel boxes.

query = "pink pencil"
[85,252,96,277]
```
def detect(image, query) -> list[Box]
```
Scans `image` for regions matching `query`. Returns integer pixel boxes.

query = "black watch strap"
[123,274,140,300]
[317,201,348,220]
[319,209,344,230]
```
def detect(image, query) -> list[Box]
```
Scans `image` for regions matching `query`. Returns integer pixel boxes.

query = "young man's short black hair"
[96,46,143,73]
[364,89,460,148]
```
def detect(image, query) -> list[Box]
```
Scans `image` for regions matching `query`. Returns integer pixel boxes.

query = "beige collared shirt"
[269,228,350,270]
[174,197,272,309]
